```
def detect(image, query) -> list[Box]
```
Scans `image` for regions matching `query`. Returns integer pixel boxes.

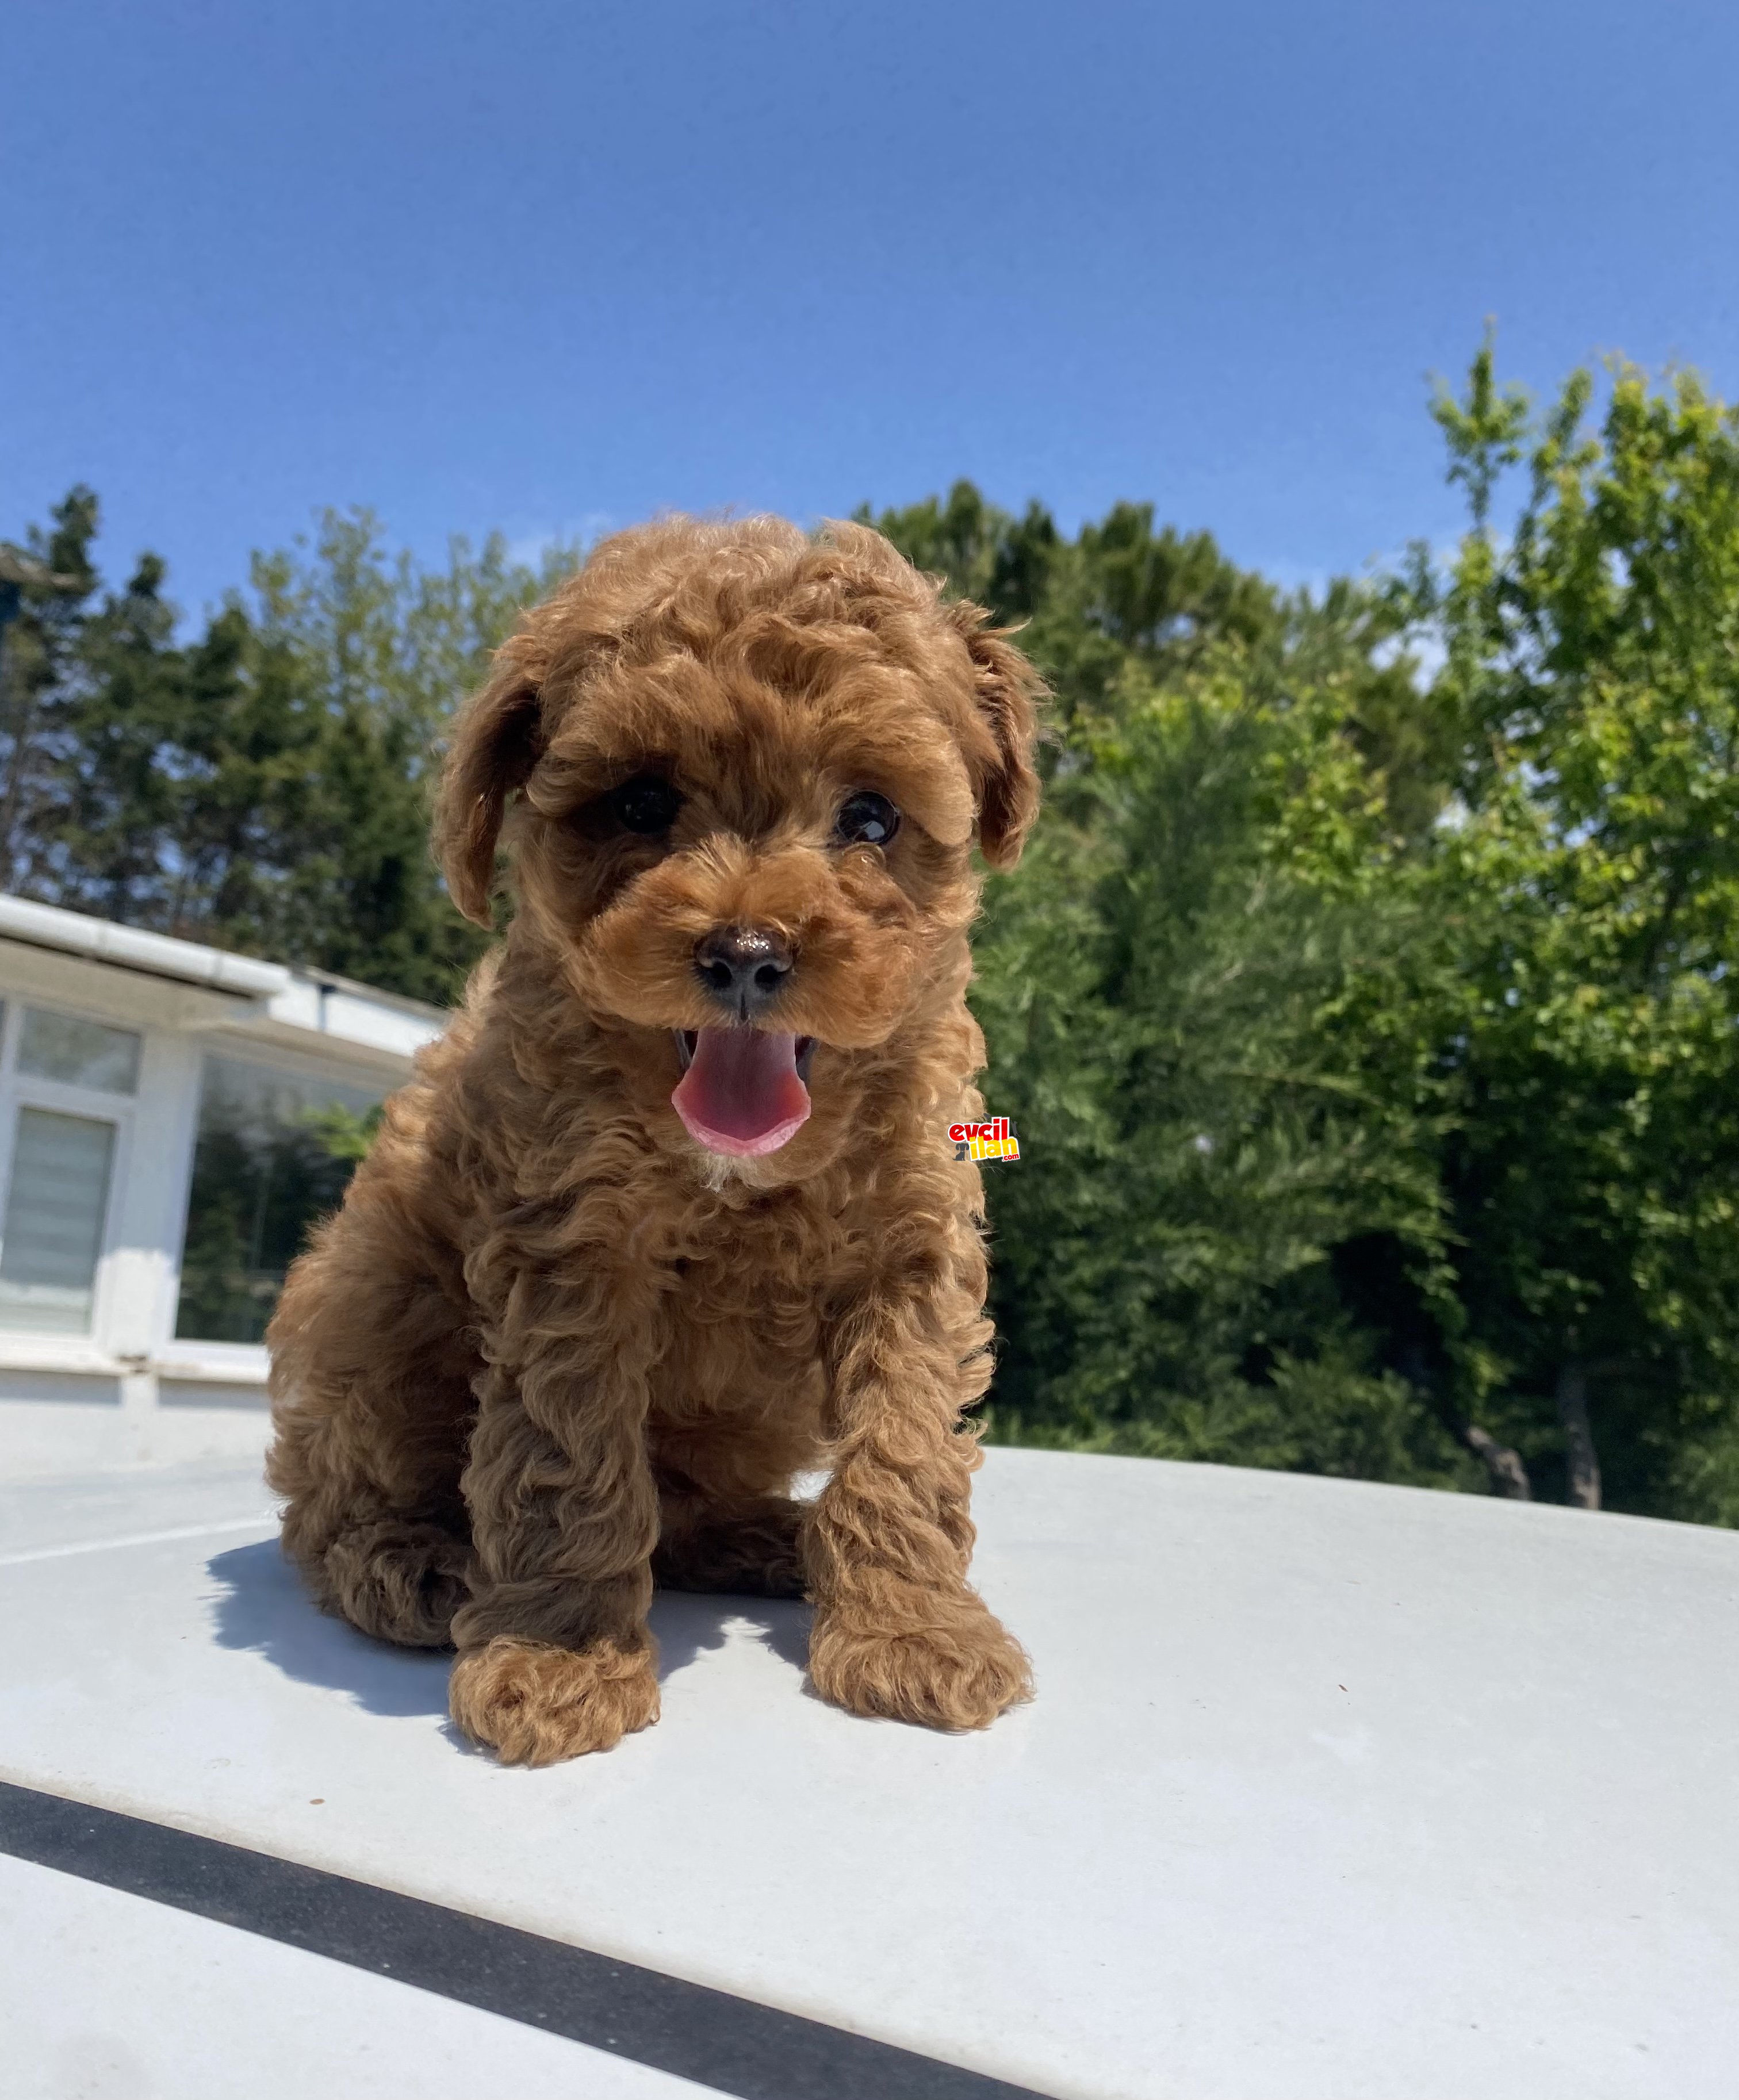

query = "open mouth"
[672,1029,816,1157]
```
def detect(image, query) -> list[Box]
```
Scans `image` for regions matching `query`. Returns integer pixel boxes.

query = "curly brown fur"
[266,516,1042,1764]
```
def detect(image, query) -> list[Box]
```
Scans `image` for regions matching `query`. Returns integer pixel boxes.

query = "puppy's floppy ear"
[949,601,1044,870]
[434,638,547,926]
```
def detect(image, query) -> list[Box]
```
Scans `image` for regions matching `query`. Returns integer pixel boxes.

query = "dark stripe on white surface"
[0,1780,1050,2100]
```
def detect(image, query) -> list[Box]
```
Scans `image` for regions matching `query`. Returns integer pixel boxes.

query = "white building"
[0,894,444,1473]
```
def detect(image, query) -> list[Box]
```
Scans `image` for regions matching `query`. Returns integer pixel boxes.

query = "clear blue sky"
[6,0,1736,624]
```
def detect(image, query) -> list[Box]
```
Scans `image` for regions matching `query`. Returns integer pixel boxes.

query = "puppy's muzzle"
[694,925,793,1024]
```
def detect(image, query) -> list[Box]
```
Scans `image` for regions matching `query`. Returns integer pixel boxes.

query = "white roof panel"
[0,1444,1734,2097]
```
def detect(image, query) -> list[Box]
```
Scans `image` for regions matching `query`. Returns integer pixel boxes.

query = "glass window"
[175,1056,384,1345]
[18,1007,141,1094]
[0,1108,117,1333]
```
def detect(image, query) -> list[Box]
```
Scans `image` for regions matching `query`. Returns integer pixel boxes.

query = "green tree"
[0,497,576,1003]
[1380,346,1739,1519]
[12,352,1739,1527]
[0,487,102,892]
[876,416,1739,1523]
[970,646,1474,1489]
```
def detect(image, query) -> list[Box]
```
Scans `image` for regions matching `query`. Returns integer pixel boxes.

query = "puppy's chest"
[648,1230,844,1421]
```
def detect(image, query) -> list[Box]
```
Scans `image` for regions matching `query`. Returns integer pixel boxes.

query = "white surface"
[1,1853,713,2100]
[0,1400,270,1482]
[1,1446,1736,2100]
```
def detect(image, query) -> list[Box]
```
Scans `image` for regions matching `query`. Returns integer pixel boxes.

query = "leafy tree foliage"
[6,342,1737,1520]
[0,501,572,1000]
[1388,347,1739,1519]
[870,352,1739,1523]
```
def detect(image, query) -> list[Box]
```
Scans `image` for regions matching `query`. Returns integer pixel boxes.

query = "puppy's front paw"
[809,1593,1032,1731]
[449,1635,660,1765]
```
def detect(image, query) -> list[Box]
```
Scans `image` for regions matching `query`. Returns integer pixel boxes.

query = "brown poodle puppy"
[265,516,1043,1765]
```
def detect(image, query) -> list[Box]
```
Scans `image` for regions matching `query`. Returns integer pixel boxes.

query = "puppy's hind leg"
[267,1204,480,1651]
[293,1493,474,1649]
[272,1399,475,1647]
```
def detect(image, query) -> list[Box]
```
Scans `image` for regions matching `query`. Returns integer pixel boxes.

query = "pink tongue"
[672,1029,810,1157]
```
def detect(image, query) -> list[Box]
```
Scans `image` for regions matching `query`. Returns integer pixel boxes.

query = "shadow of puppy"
[209,1536,814,1735]
[206,1539,451,1721]
[650,1589,814,1684]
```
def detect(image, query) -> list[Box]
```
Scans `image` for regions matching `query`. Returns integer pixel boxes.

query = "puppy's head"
[435,517,1041,1181]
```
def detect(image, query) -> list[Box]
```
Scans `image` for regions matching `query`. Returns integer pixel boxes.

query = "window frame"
[0,995,138,1347]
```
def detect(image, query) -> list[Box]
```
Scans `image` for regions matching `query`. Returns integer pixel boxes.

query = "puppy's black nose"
[694,925,794,1020]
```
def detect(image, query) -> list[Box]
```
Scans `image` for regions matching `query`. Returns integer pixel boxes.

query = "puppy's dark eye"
[608,775,682,834]
[833,791,900,848]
